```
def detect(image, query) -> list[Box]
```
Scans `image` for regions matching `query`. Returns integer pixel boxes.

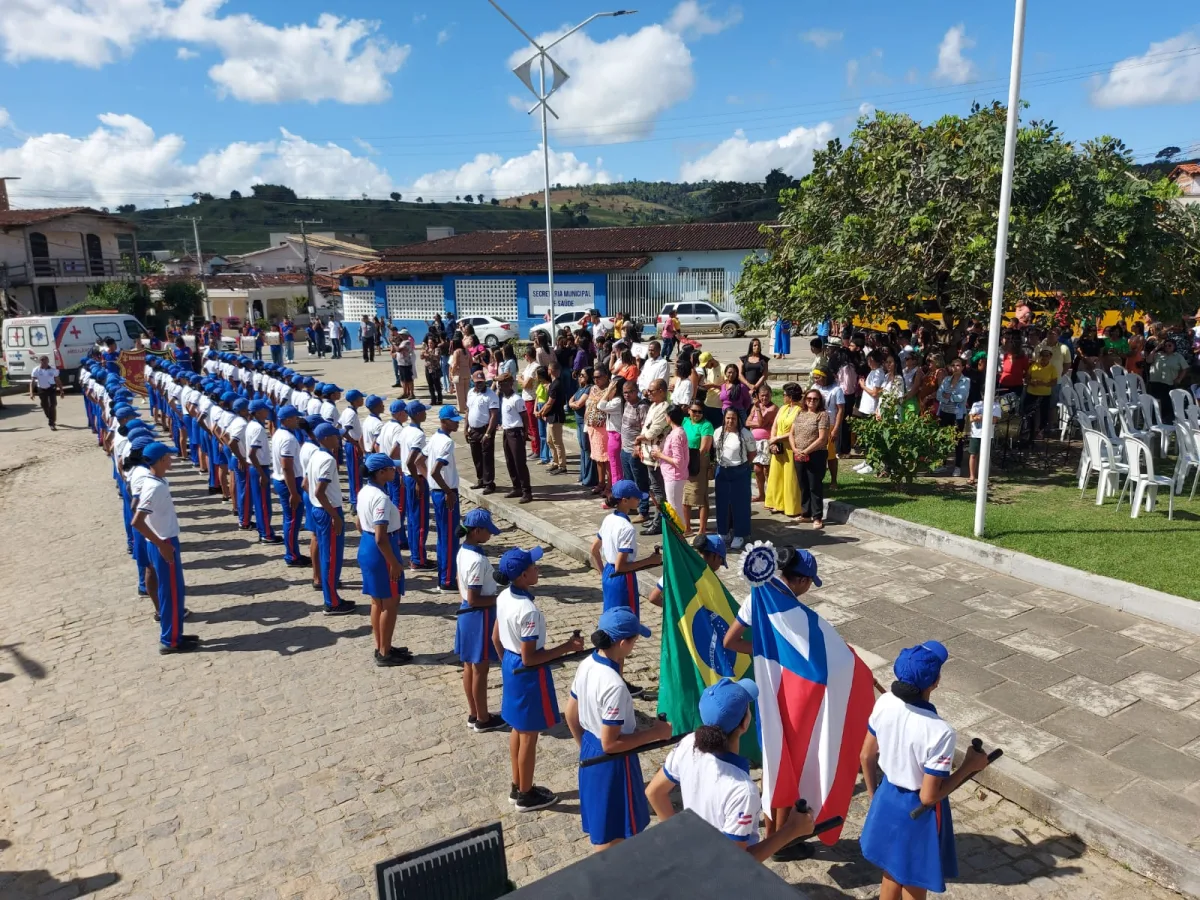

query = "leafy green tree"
[116,204,137,214]
[390,192,402,201]
[464,194,475,204]
[161,280,205,323]
[1156,146,1182,164]
[736,103,1200,339]
[477,194,484,204]
[490,197,500,206]
[230,189,242,200]
[250,183,297,202]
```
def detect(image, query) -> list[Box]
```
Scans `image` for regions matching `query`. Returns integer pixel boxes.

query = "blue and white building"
[336,222,766,342]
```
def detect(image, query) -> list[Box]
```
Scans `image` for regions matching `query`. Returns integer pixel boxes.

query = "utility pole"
[295,219,322,318]
[177,215,210,322]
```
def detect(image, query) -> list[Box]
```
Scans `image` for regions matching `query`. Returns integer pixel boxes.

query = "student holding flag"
[590,480,662,620]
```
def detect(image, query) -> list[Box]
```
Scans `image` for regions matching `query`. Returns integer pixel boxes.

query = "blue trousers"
[536,405,551,463]
[310,506,347,609]
[274,479,303,563]
[270,344,283,364]
[185,416,199,465]
[285,338,295,362]
[119,478,134,556]
[206,433,220,490]
[250,471,276,540]
[344,441,362,509]
[404,475,429,566]
[620,451,652,518]
[234,461,253,527]
[151,536,186,648]
[431,488,460,590]
[714,463,752,538]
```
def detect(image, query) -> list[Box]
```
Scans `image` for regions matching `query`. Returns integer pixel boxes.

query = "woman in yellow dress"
[765,382,803,516]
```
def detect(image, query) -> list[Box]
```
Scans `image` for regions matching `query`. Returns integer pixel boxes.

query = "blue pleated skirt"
[860,775,957,893]
[578,730,649,846]
[454,606,498,664]
[501,649,560,732]
[358,529,404,600]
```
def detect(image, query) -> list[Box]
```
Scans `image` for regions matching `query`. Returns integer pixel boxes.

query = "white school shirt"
[226,417,249,461]
[298,441,318,490]
[398,424,426,475]
[378,420,405,460]
[968,401,1002,439]
[291,390,309,411]
[245,420,271,466]
[357,482,402,533]
[304,447,342,507]
[31,366,60,390]
[305,397,323,418]
[570,652,636,736]
[858,369,888,416]
[136,476,180,540]
[197,395,213,421]
[270,428,301,481]
[466,388,500,428]
[320,400,338,423]
[663,734,762,844]
[128,465,152,504]
[497,586,546,654]
[816,383,845,429]
[425,430,459,489]
[867,690,956,791]
[520,361,539,401]
[111,432,132,471]
[499,393,525,429]
[456,545,497,606]
[338,406,363,443]
[362,414,383,453]
[597,511,638,565]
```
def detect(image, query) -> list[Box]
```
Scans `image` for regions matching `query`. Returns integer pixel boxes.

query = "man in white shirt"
[377,399,409,509]
[465,371,500,494]
[28,355,64,430]
[400,401,431,567]
[362,395,385,453]
[497,372,533,502]
[305,423,355,614]
[270,404,307,566]
[245,400,280,544]
[426,405,463,592]
[339,389,366,509]
[637,341,671,397]
[329,318,343,360]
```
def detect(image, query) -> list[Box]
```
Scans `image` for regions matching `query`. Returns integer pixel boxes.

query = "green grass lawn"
[834,464,1200,600]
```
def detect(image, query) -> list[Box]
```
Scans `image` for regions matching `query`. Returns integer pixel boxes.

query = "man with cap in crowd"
[305,422,355,614]
[339,389,366,511]
[245,399,280,544]
[497,371,533,503]
[427,404,463,592]
[362,395,385,454]
[271,404,307,566]
[399,400,432,569]
[465,370,500,495]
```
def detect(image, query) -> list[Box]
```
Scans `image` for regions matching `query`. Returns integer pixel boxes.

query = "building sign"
[529,282,595,314]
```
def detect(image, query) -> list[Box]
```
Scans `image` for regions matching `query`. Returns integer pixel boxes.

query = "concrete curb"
[461,482,1200,899]
[822,499,1200,636]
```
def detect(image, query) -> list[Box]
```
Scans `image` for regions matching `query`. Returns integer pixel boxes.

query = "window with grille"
[387,283,445,320]
[342,289,377,321]
[455,279,517,320]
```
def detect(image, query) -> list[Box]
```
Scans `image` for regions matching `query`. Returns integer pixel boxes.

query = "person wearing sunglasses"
[790,390,829,529]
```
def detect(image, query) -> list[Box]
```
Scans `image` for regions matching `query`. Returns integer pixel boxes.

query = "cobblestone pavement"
[0,380,1185,900]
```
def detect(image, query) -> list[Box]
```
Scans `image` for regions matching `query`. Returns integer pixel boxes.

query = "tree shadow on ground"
[187,576,296,597]
[198,623,372,655]
[0,644,46,680]
[0,870,119,897]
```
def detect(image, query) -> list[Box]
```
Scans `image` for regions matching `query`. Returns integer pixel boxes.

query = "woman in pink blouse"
[652,405,690,517]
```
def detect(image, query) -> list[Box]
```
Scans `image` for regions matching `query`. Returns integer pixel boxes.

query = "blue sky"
[0,0,1195,208]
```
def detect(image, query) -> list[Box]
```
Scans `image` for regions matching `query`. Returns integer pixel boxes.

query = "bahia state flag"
[657,515,760,764]
[742,542,874,845]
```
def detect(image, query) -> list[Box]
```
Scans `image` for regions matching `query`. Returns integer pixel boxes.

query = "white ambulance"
[2,312,149,388]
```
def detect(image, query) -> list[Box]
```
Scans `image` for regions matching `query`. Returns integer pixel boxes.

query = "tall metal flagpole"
[974,0,1029,538]
[539,53,556,329]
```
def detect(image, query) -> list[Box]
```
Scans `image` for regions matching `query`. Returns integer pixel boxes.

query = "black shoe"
[207,486,223,495]
[515,787,558,812]
[508,783,520,804]
[470,481,484,489]
[641,525,662,536]
[409,562,435,571]
[467,715,478,730]
[481,485,496,495]
[159,640,198,654]
[624,680,645,699]
[504,490,521,499]
[179,633,199,644]
[324,601,358,616]
[286,557,312,567]
[154,609,193,623]
[388,646,412,660]
[520,495,533,504]
[259,536,284,544]
[374,649,408,667]
[473,715,507,733]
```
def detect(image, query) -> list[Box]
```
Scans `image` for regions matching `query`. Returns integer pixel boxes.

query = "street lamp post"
[487,2,636,331]
[974,0,1028,538]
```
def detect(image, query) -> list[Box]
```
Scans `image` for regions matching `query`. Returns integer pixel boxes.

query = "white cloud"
[437,27,452,46]
[407,147,611,198]
[664,1,742,39]
[508,23,694,143]
[354,138,380,156]
[0,0,411,104]
[0,112,396,207]
[1091,31,1200,107]
[0,108,10,129]
[845,59,859,88]
[176,46,198,60]
[800,28,842,49]
[680,121,837,182]
[934,24,977,84]
[413,13,427,25]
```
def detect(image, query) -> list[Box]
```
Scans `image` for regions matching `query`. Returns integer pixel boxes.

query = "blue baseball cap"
[498,546,544,581]
[366,394,384,410]
[248,399,269,414]
[313,423,339,441]
[232,398,249,413]
[220,391,237,404]
[364,452,399,472]
[313,382,326,394]
[598,607,651,641]
[345,389,363,403]
[893,641,949,691]
[438,405,463,422]
[278,404,300,421]
[406,400,427,416]
[142,442,173,464]
[697,534,728,567]
[113,404,135,418]
[389,399,408,415]
[611,479,648,501]
[324,383,342,395]
[463,508,501,535]
[698,678,759,733]
[782,547,822,587]
[129,435,155,451]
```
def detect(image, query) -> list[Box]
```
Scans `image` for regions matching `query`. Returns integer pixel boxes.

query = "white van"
[2,312,149,388]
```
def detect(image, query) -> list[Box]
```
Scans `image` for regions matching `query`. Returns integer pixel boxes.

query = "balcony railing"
[1,258,135,285]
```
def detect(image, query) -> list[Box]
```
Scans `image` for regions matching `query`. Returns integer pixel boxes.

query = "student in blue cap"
[362,395,385,454]
[130,442,200,653]
[859,642,992,900]
[298,414,326,588]
[378,399,408,510]
[428,405,463,592]
[245,399,279,543]
[566,607,672,851]
[454,508,504,732]
[646,678,816,861]
[494,546,585,812]
[356,453,412,666]
[271,404,307,566]
[226,397,254,529]
[305,423,355,614]
[590,479,662,620]
[340,389,366,511]
[400,401,431,568]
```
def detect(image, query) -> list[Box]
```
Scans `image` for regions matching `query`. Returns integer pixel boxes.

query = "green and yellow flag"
[656,511,760,763]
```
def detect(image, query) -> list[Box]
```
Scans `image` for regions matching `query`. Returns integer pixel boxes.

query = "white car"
[529,310,616,343]
[657,301,746,338]
[458,315,518,348]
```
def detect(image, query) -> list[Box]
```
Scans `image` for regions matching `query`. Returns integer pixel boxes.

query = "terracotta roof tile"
[337,256,650,278]
[1170,163,1200,178]
[0,206,134,228]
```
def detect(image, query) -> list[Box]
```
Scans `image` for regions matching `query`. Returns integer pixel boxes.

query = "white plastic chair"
[1079,428,1128,504]
[1172,424,1200,501]
[1170,389,1199,431]
[1057,380,1079,441]
[1137,394,1176,457]
[1116,436,1175,520]
[1117,404,1153,447]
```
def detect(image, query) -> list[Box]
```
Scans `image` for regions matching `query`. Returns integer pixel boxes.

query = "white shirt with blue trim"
[356,483,401,534]
[270,428,301,482]
[399,423,427,476]
[137,476,179,540]
[339,406,362,442]
[456,545,496,604]
[362,414,383,453]
[571,652,635,736]
[304,447,342,507]
[663,733,762,844]
[868,690,956,791]
[425,430,459,489]
[497,586,546,654]
[597,512,638,566]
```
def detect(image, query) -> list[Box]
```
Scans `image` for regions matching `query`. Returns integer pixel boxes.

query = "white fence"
[607,271,740,322]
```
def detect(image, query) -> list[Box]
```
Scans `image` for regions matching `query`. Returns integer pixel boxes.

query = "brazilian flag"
[656,511,760,764]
